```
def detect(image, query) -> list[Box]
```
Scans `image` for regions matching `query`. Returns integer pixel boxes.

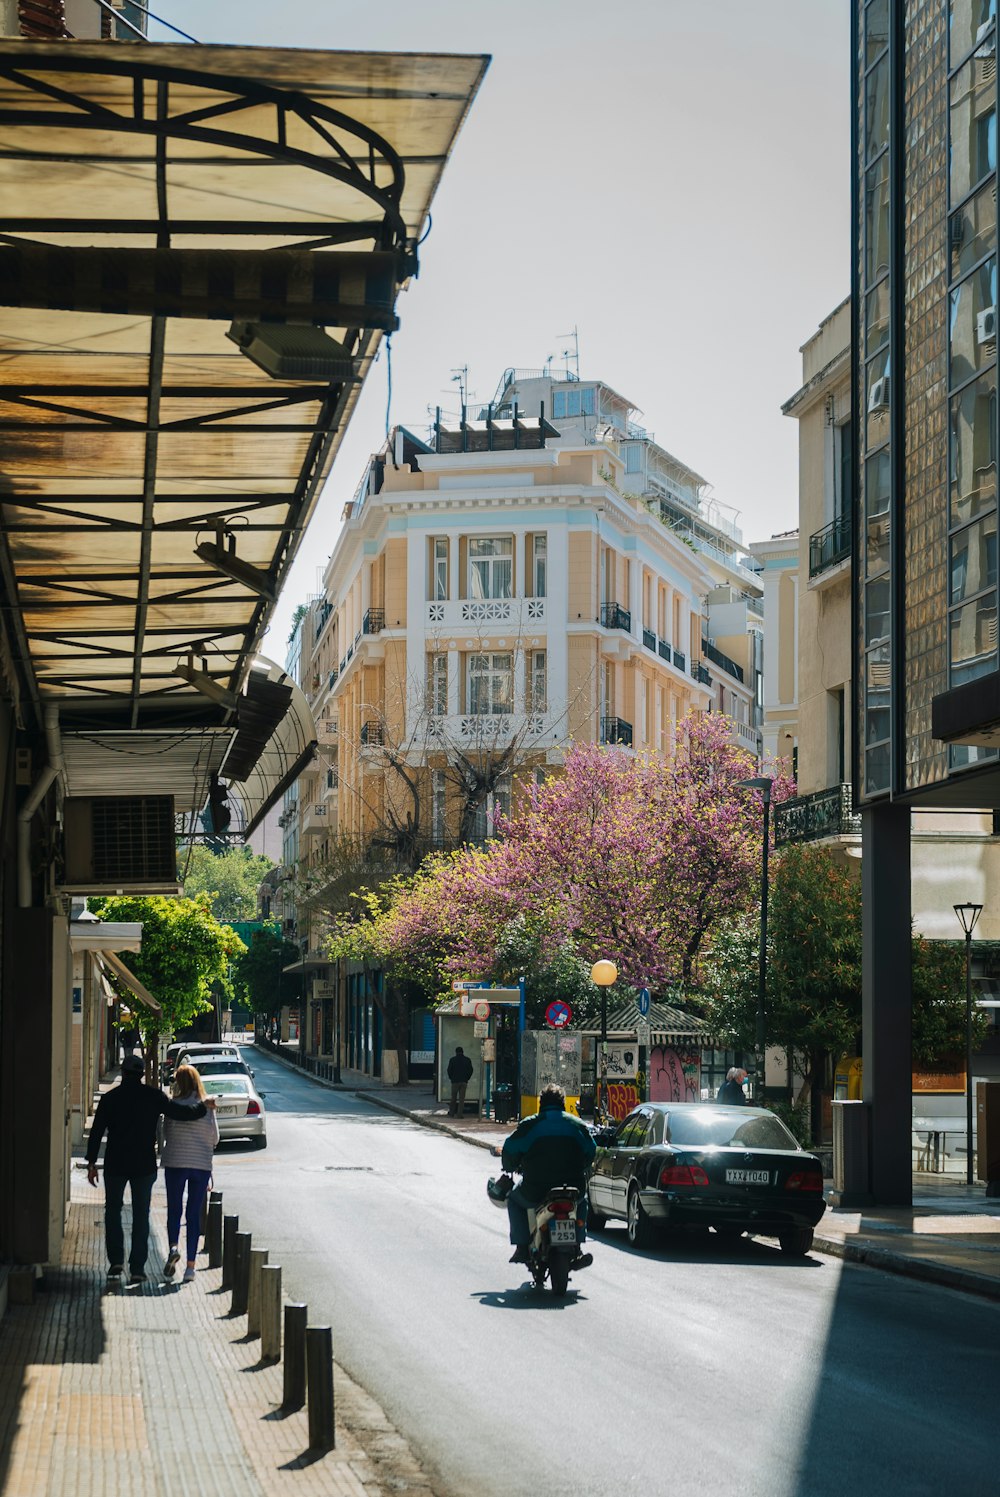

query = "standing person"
[717,1067,748,1105]
[161,1064,219,1283]
[86,1054,210,1285]
[447,1045,474,1117]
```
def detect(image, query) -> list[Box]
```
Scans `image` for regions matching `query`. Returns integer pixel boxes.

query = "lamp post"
[590,959,618,1121]
[954,902,983,1188]
[738,776,774,1105]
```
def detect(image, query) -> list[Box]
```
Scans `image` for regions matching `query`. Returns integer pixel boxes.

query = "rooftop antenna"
[450,365,468,410]
[543,353,554,376]
[558,325,580,380]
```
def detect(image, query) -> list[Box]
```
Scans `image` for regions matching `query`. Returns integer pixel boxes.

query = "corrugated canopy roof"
[0,39,487,813]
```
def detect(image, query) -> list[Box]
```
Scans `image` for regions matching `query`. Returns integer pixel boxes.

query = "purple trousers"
[164,1166,211,1262]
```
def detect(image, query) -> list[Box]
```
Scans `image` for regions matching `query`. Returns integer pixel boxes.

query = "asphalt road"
[211,1050,1000,1497]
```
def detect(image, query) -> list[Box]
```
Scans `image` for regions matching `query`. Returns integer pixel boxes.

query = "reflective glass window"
[866,704,892,746]
[866,643,891,695]
[865,576,892,645]
[950,0,997,69]
[949,366,997,524]
[949,596,999,680]
[865,743,891,794]
[865,349,891,453]
[951,512,998,601]
[866,54,890,161]
[950,51,997,203]
[867,0,889,65]
[866,279,891,355]
[949,256,997,387]
[866,451,891,580]
[950,183,997,280]
[865,155,891,283]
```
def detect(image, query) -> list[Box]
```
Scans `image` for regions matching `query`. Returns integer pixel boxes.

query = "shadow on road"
[591,1225,824,1270]
[471,1288,588,1309]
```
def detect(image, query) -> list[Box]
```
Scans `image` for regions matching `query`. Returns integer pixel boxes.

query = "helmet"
[487,1173,514,1208]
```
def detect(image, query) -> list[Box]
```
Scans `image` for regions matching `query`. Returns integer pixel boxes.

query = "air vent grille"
[90,797,176,882]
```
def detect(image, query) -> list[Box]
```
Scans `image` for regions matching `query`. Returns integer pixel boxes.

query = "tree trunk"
[809,1046,826,1145]
[379,976,410,1086]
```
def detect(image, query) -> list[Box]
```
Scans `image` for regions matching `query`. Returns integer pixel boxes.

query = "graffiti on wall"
[650,1047,700,1104]
[605,1081,641,1120]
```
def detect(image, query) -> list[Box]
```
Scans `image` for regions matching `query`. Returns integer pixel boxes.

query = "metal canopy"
[0,39,487,811]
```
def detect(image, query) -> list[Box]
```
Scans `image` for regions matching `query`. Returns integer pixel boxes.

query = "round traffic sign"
[473,1000,491,1021]
[545,1000,572,1029]
[638,986,651,1016]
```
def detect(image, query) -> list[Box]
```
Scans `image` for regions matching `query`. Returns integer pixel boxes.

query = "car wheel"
[252,1134,267,1150]
[626,1185,655,1250]
[549,1254,570,1295]
[778,1226,813,1257]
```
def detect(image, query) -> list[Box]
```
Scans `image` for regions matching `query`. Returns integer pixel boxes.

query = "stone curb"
[355,1090,500,1149]
[810,1232,1000,1302]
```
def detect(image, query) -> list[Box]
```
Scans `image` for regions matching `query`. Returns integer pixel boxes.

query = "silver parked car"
[200,1073,267,1148]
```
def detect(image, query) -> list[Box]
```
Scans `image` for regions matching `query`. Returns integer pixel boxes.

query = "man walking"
[717,1067,748,1105]
[86,1053,210,1285]
[447,1045,474,1117]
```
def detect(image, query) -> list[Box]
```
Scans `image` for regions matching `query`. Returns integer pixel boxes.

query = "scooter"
[488,1171,591,1295]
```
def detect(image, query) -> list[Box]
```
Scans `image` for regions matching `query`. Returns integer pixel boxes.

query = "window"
[469,777,510,841]
[837,422,853,524]
[469,536,512,599]
[431,769,446,841]
[427,652,448,715]
[623,442,642,474]
[950,47,997,203]
[433,537,448,601]
[529,649,547,713]
[468,652,513,715]
[552,386,596,419]
[949,255,997,388]
[532,534,547,598]
[949,0,995,67]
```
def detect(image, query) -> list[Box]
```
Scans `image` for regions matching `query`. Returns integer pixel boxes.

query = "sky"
[150,1,851,660]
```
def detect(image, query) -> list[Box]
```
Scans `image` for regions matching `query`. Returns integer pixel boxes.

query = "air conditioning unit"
[977,306,997,344]
[976,17,994,46]
[60,796,179,893]
[867,375,890,414]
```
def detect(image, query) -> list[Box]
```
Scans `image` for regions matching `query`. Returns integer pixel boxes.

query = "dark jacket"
[501,1105,597,1199]
[716,1079,747,1106]
[447,1052,474,1084]
[86,1076,207,1177]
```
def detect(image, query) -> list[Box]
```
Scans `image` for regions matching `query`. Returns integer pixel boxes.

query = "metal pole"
[306,1325,336,1451]
[282,1304,308,1411]
[221,1213,239,1291]
[261,1265,282,1362]
[966,930,974,1189]
[231,1231,251,1317]
[206,1195,224,1269]
[756,791,770,1104]
[247,1247,268,1338]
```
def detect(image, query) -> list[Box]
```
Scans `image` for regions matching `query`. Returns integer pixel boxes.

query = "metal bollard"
[221,1214,239,1291]
[282,1304,307,1411]
[231,1231,252,1317]
[260,1264,282,1362]
[207,1196,224,1268]
[247,1247,269,1338]
[200,1186,220,1237]
[306,1325,335,1451]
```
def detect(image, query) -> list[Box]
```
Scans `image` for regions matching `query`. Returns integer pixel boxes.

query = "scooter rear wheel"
[549,1253,570,1295]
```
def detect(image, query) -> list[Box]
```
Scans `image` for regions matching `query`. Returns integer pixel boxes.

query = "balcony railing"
[673,649,686,671]
[360,720,384,747]
[643,627,656,652]
[774,783,861,847]
[600,602,632,632]
[362,607,384,636]
[658,639,672,664]
[691,660,712,686]
[703,639,744,682]
[809,512,852,578]
[329,667,339,689]
[600,716,634,747]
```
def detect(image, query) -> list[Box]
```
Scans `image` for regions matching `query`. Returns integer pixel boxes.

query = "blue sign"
[638,987,651,1016]
[545,1000,572,1029]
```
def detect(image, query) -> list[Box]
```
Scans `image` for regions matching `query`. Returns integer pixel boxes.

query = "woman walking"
[161,1064,219,1282]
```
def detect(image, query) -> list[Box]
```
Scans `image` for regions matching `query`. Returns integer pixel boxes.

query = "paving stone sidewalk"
[0,1169,437,1497]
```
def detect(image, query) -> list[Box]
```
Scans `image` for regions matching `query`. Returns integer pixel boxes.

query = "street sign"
[473,1020,489,1038]
[638,986,651,1016]
[545,1000,572,1029]
[472,1000,491,1021]
[637,1020,651,1047]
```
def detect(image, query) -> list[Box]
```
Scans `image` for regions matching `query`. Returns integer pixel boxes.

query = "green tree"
[91,894,246,1073]
[232,924,302,1019]
[704,845,984,1140]
[178,844,274,924]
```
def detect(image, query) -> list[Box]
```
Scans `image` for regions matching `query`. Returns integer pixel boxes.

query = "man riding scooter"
[497,1083,597,1268]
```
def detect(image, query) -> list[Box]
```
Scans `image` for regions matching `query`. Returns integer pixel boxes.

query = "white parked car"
[201,1073,267,1148]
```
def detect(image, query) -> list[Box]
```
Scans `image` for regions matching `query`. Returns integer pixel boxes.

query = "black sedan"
[587,1103,827,1257]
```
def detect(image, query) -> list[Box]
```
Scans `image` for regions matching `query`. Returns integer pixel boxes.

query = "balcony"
[302,801,330,837]
[363,607,385,636]
[427,712,547,744]
[658,639,672,664]
[673,649,686,672]
[729,718,759,753]
[360,720,385,747]
[643,628,656,652]
[317,716,338,746]
[600,716,634,747]
[703,639,744,682]
[600,602,632,632]
[809,512,852,579]
[774,783,861,847]
[425,597,546,630]
[691,660,712,686]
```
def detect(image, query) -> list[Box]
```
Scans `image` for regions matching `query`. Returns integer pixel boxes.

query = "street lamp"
[954,901,983,1188]
[738,776,774,1105]
[590,959,618,1120]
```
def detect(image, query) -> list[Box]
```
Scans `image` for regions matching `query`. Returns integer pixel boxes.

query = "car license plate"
[217,1106,237,1116]
[549,1219,576,1246]
[725,1168,771,1185]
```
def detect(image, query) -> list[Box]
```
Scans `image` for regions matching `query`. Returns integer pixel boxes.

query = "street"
[211,1051,1000,1497]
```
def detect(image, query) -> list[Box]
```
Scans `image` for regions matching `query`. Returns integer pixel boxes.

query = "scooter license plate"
[549,1219,576,1246]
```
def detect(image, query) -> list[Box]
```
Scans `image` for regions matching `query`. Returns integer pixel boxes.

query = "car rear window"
[665,1110,799,1151]
[194,1060,248,1076]
[202,1076,250,1095]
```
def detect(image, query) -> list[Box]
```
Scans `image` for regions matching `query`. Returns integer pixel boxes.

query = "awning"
[223,658,316,837]
[96,949,162,1017]
[69,919,143,953]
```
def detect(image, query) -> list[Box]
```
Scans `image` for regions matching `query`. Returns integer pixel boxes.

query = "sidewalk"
[0,1165,437,1497]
